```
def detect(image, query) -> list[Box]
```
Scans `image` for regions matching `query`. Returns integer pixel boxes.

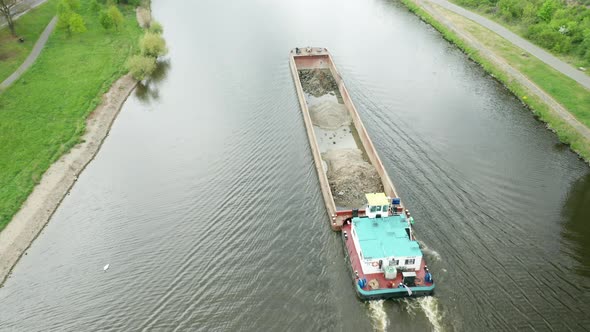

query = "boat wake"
[419,296,444,332]
[419,241,442,262]
[367,300,389,332]
[404,296,444,332]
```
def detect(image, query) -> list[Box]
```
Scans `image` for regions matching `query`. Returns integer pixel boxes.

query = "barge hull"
[289,47,434,300]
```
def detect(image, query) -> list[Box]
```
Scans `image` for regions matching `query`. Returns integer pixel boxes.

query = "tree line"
[1,0,165,81]
[0,0,139,38]
[127,20,167,80]
[57,0,168,80]
[58,0,132,35]
[454,0,590,65]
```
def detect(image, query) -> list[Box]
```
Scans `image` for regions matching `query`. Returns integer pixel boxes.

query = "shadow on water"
[562,172,590,278]
[134,59,171,104]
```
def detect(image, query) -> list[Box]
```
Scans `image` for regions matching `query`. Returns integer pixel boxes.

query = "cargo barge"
[289,47,435,300]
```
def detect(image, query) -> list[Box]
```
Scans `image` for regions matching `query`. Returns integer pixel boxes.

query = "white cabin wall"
[350,225,366,274]
[393,256,422,271]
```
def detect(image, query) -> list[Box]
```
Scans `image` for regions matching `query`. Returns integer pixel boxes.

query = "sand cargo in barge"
[289,47,435,300]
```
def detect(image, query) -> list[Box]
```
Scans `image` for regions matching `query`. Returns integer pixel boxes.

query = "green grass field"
[0,2,142,230]
[0,0,59,82]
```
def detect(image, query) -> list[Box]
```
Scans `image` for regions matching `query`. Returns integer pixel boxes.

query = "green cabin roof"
[353,215,422,259]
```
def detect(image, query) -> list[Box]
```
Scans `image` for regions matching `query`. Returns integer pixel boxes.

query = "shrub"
[148,21,163,34]
[57,0,70,14]
[527,23,561,49]
[537,0,558,22]
[108,5,124,30]
[61,0,81,11]
[68,12,86,34]
[139,32,168,57]
[127,55,156,80]
[99,10,113,29]
[90,0,100,11]
[98,6,124,31]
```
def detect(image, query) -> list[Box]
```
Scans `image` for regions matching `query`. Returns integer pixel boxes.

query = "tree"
[67,12,86,34]
[0,0,22,36]
[521,1,538,25]
[537,0,558,22]
[90,0,100,12]
[99,10,113,29]
[116,0,140,5]
[107,5,123,30]
[64,0,80,11]
[57,0,80,13]
[497,0,523,20]
[99,6,124,31]
[148,21,163,34]
[127,54,156,80]
[139,32,167,57]
[56,0,86,36]
[58,10,86,35]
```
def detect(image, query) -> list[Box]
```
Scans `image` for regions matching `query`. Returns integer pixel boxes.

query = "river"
[1,0,589,330]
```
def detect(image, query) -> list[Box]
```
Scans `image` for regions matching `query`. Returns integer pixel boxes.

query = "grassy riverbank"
[400,0,590,162]
[0,0,58,82]
[0,2,142,230]
[450,0,590,71]
[434,4,590,127]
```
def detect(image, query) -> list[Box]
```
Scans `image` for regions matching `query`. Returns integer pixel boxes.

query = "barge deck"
[289,47,397,229]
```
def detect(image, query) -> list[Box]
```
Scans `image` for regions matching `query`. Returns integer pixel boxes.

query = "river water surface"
[1,0,589,331]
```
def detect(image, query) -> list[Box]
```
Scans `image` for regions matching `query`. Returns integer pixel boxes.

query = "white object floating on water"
[103,264,110,271]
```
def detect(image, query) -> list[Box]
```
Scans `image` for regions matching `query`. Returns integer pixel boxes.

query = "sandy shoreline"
[0,75,137,286]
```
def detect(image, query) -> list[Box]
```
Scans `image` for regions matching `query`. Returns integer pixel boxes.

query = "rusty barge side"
[289,47,401,231]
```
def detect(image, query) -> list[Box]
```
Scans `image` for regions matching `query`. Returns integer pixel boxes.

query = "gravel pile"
[323,148,384,208]
[308,98,350,130]
[298,69,339,97]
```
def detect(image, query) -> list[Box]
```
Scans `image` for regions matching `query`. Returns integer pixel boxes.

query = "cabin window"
[370,206,377,213]
[404,258,415,265]
[376,206,381,212]
[390,259,399,266]
[383,205,388,212]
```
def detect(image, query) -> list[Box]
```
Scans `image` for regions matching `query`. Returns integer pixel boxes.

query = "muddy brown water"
[0,0,589,330]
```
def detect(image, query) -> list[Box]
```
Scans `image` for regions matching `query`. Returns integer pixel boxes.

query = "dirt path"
[0,15,56,90]
[0,75,137,286]
[426,0,590,90]
[412,0,590,143]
